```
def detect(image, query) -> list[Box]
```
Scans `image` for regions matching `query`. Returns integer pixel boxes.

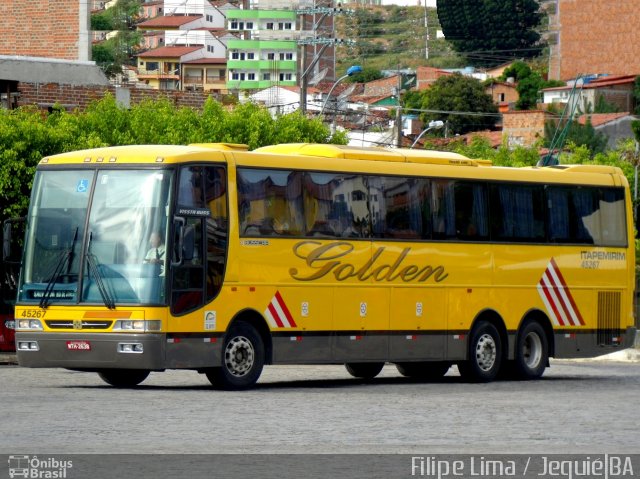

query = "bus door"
[168,165,228,365]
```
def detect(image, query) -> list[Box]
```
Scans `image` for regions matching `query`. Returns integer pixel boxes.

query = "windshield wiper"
[86,232,116,310]
[39,227,78,309]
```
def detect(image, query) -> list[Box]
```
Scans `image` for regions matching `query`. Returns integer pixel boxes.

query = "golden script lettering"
[289,241,449,283]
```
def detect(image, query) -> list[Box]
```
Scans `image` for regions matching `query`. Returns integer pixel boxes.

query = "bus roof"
[38,143,626,187]
[39,143,240,166]
[254,143,492,167]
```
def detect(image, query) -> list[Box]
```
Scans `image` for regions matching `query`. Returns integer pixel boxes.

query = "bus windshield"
[19,168,174,306]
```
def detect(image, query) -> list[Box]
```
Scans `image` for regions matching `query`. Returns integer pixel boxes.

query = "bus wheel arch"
[226,309,273,365]
[458,310,506,382]
[206,310,271,390]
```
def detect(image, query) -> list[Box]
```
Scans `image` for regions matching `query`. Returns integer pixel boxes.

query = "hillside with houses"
[0,0,639,154]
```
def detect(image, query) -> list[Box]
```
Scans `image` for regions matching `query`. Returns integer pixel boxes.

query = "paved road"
[1,359,639,455]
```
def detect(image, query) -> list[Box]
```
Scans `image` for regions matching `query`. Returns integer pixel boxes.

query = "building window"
[266,22,274,30]
[246,21,254,29]
[247,73,255,80]
[146,61,159,71]
[206,14,213,22]
[207,45,214,53]
[278,52,294,61]
[230,20,238,29]
[231,72,246,81]
[498,93,505,102]
[279,73,292,81]
[247,52,255,60]
[267,53,275,60]
[263,73,271,81]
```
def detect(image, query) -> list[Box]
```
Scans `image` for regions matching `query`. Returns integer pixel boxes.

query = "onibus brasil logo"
[7,456,73,478]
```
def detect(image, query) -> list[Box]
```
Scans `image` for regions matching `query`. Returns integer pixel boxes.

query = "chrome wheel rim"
[475,333,497,372]
[224,336,254,377]
[523,332,543,369]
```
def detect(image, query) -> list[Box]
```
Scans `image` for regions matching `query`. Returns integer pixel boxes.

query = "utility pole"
[424,0,429,60]
[297,3,353,115]
[396,69,403,148]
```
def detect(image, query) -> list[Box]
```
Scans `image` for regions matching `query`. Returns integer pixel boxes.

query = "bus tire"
[98,369,150,388]
[513,321,548,380]
[206,321,265,390]
[396,361,450,380]
[345,362,384,380]
[458,321,502,382]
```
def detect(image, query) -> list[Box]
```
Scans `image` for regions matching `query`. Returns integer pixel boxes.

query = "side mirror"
[3,217,25,264]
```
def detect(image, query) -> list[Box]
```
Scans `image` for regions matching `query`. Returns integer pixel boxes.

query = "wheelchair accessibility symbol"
[76,179,89,193]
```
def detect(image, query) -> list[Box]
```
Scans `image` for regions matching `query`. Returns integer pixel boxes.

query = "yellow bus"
[11,143,637,389]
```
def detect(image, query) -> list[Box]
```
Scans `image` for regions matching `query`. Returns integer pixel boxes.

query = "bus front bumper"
[15,332,166,370]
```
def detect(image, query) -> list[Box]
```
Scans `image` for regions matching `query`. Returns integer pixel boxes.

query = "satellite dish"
[337,83,356,100]
[308,68,328,86]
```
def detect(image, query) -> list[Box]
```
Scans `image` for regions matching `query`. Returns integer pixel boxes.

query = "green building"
[226,9,299,90]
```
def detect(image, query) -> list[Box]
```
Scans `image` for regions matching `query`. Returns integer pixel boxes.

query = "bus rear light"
[113,320,162,332]
[118,343,144,353]
[18,341,39,351]
[16,319,43,331]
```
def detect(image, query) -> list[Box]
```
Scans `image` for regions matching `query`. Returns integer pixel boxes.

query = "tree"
[436,0,543,67]
[500,61,564,110]
[633,76,640,115]
[347,67,384,84]
[404,73,499,135]
[0,96,344,219]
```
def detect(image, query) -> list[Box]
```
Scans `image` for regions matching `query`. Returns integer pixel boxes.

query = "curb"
[0,353,17,365]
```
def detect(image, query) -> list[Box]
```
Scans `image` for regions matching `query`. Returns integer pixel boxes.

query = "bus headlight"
[113,320,162,332]
[16,319,43,331]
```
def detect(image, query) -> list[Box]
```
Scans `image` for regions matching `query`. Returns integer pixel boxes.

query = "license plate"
[4,320,15,330]
[66,340,91,351]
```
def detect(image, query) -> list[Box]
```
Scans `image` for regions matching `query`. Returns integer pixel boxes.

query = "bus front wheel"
[206,321,265,390]
[98,369,150,388]
[345,362,384,380]
[458,321,502,382]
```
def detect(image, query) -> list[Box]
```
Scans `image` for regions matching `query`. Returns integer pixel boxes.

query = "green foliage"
[337,5,452,72]
[501,61,565,110]
[92,30,141,77]
[0,95,340,219]
[346,67,384,84]
[405,73,498,135]
[91,12,114,31]
[632,120,640,142]
[434,136,540,167]
[436,0,543,67]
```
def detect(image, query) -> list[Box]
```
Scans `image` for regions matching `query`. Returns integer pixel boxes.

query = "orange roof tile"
[138,46,202,58]
[138,15,202,29]
[577,112,631,127]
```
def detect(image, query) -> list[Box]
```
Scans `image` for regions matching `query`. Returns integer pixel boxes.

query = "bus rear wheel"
[458,321,502,382]
[396,361,450,380]
[206,321,265,390]
[345,362,384,380]
[513,321,548,380]
[98,369,150,388]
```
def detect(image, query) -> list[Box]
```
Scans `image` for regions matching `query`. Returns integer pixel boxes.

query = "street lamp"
[319,65,362,116]
[410,120,444,148]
